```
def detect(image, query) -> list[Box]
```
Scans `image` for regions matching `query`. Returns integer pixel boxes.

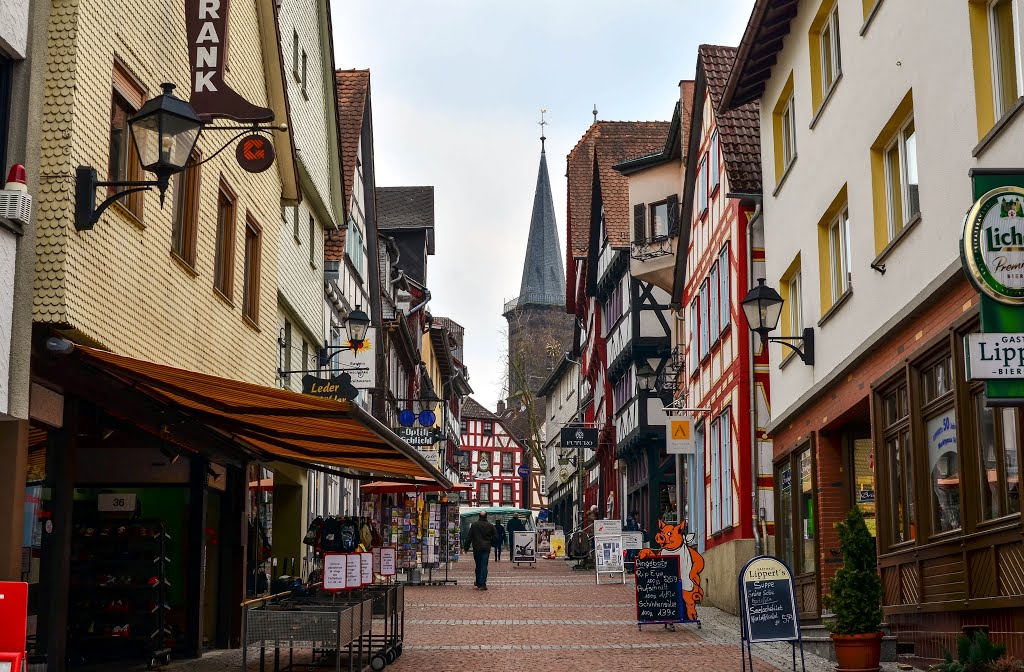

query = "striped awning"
[74,346,450,486]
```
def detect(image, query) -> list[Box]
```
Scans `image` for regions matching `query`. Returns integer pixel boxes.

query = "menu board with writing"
[360,552,373,585]
[346,553,363,587]
[635,556,683,624]
[739,556,799,643]
[380,547,397,576]
[323,553,347,592]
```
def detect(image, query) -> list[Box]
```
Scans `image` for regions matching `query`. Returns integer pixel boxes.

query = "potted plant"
[822,506,884,671]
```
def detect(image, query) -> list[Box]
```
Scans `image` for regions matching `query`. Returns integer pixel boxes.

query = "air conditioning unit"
[0,165,31,232]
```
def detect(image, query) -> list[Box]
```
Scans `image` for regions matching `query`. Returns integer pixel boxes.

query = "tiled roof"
[511,148,565,310]
[699,45,762,193]
[566,121,670,258]
[329,69,370,261]
[720,0,800,110]
[462,396,498,420]
[376,187,434,229]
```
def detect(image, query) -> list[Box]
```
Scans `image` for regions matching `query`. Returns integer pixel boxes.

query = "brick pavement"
[168,558,904,672]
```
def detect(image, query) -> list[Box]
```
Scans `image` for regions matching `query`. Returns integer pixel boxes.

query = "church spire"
[510,117,565,311]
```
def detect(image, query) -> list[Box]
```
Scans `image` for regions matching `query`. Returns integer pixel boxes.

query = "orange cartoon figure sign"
[638,519,705,621]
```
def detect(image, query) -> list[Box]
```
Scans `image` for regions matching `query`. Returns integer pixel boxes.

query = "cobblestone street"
[171,559,902,672]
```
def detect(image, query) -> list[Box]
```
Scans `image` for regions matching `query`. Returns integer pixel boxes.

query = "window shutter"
[667,194,680,236]
[633,204,645,241]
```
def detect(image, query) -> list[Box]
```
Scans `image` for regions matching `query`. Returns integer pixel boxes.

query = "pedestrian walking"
[506,512,526,539]
[464,511,497,589]
[624,510,640,572]
[493,519,506,561]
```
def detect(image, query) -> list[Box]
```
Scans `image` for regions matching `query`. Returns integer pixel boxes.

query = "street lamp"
[635,361,658,392]
[318,306,371,367]
[740,278,814,365]
[75,83,203,231]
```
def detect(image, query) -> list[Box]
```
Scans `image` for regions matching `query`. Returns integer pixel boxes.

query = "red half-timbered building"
[460,397,527,508]
[671,45,768,612]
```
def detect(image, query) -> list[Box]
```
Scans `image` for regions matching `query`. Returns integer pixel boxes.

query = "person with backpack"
[464,511,497,589]
[493,519,507,561]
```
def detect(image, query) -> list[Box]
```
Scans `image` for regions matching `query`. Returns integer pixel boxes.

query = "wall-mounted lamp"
[740,278,814,366]
[317,306,370,367]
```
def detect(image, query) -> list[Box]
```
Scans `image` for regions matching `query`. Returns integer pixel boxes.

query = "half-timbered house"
[671,45,766,614]
[461,397,527,507]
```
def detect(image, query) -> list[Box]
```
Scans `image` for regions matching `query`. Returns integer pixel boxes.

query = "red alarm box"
[0,581,28,659]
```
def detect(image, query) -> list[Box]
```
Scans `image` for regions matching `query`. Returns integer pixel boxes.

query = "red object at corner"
[0,581,28,659]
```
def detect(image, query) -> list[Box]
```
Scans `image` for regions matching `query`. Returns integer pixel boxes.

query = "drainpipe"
[405,288,432,317]
[747,204,764,557]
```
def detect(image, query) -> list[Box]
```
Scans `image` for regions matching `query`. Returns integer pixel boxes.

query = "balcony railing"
[631,235,673,261]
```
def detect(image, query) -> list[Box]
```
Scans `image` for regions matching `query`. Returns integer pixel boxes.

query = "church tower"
[504,120,573,403]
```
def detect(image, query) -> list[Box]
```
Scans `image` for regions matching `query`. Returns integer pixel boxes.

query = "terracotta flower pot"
[831,631,884,672]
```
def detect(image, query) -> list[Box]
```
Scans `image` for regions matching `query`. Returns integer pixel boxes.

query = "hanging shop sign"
[517,464,530,478]
[963,176,1024,405]
[560,427,597,451]
[396,426,443,446]
[666,415,696,454]
[185,0,273,122]
[236,134,275,173]
[302,373,358,402]
[336,327,376,391]
[962,186,1024,305]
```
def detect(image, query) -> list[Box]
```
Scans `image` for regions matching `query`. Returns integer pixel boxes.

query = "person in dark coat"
[493,519,507,561]
[463,511,497,589]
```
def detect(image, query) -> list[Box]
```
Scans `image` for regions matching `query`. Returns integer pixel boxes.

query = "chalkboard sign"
[635,556,683,624]
[739,556,799,642]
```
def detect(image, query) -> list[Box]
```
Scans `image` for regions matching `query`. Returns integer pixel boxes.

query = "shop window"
[709,130,720,193]
[718,243,730,334]
[772,71,797,183]
[649,201,668,238]
[242,215,262,324]
[214,180,237,301]
[852,439,876,537]
[171,149,201,268]
[501,483,513,505]
[109,64,146,222]
[797,448,815,574]
[974,392,1022,520]
[777,461,795,571]
[809,0,842,112]
[501,452,513,473]
[881,382,914,545]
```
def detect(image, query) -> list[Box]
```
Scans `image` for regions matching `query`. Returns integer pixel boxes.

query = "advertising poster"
[380,547,397,576]
[360,552,373,585]
[537,523,555,553]
[594,520,622,535]
[594,534,624,573]
[323,553,347,591]
[550,531,566,558]
[512,531,537,564]
[346,553,362,587]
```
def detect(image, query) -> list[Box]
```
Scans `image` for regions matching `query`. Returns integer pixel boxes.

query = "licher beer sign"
[186,0,274,122]
[962,186,1024,305]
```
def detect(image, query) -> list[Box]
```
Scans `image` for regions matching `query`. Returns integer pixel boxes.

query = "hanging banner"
[666,415,696,454]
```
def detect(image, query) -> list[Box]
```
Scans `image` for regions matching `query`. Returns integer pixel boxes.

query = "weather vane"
[539,108,548,151]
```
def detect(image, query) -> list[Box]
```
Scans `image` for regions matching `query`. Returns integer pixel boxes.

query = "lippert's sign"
[967,333,1024,378]
[560,427,597,450]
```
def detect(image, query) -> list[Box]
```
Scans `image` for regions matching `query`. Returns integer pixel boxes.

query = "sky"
[332,0,755,412]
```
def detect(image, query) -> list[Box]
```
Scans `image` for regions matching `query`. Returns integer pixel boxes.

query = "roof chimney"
[496,400,506,416]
